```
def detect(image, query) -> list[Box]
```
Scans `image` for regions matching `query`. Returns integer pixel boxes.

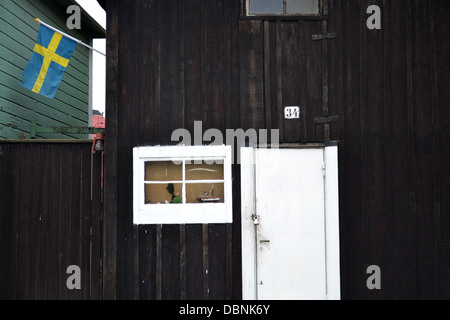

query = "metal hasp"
[314,116,339,124]
[30,119,105,139]
[252,214,260,225]
[311,33,337,41]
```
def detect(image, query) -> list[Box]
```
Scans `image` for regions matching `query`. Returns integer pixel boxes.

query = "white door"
[241,146,341,300]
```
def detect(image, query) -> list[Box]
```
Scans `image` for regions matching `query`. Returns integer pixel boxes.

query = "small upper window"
[247,0,321,16]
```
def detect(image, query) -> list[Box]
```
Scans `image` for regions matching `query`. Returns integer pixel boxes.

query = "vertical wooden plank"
[321,20,330,141]
[208,224,228,300]
[304,21,324,142]
[226,223,233,300]
[16,144,30,300]
[0,144,12,299]
[428,0,443,299]
[138,225,157,300]
[384,0,414,299]
[37,144,50,300]
[136,0,160,144]
[205,0,226,132]
[25,144,40,299]
[80,147,92,299]
[231,164,242,300]
[239,20,265,131]
[263,21,272,131]
[327,0,346,296]
[117,0,138,150]
[358,0,371,300]
[410,0,438,299]
[47,145,61,300]
[435,0,450,298]
[116,149,135,299]
[281,21,301,143]
[114,0,138,300]
[117,76,136,296]
[156,225,163,300]
[8,144,20,299]
[298,21,307,142]
[230,1,244,297]
[184,0,206,135]
[339,0,365,300]
[327,0,342,141]
[158,0,182,144]
[103,0,120,300]
[202,224,209,300]
[161,225,181,300]
[0,145,5,299]
[365,0,388,300]
[68,146,82,300]
[266,21,278,137]
[58,144,72,300]
[224,0,241,133]
[185,225,204,300]
[179,225,187,300]
[227,0,242,132]
[275,21,284,142]
[405,0,418,299]
[178,0,186,133]
[90,151,103,300]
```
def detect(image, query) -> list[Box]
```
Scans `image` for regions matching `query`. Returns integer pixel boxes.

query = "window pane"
[185,161,224,181]
[249,0,283,14]
[286,0,319,14]
[186,183,225,204]
[145,183,183,204]
[145,161,182,182]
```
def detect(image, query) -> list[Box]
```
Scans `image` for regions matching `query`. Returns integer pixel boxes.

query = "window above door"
[245,0,326,16]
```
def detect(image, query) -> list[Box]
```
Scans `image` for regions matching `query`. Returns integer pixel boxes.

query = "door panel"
[255,148,326,300]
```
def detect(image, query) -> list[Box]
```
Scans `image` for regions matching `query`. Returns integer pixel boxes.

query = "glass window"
[249,0,283,14]
[247,0,321,16]
[186,161,224,181]
[143,160,225,205]
[286,0,319,14]
[134,146,233,225]
[145,161,182,182]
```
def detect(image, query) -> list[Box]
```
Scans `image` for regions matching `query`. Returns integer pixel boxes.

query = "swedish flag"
[19,24,77,99]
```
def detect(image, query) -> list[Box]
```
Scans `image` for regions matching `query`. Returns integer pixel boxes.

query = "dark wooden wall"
[0,142,103,300]
[103,0,450,300]
[333,0,450,299]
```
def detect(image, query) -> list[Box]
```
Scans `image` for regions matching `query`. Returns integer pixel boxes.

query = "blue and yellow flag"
[19,24,77,99]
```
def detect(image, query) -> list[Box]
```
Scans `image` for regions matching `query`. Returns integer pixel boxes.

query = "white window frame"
[133,145,233,225]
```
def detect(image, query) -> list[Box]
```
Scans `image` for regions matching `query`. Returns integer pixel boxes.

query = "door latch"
[252,214,260,225]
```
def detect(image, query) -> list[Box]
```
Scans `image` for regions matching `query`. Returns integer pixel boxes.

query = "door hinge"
[322,162,326,177]
[312,32,337,41]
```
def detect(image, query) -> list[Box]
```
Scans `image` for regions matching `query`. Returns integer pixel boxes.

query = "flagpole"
[35,18,106,57]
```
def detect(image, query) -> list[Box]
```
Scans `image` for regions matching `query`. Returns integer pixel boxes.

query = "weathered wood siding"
[0,142,103,300]
[0,0,91,139]
[333,0,450,300]
[103,0,450,299]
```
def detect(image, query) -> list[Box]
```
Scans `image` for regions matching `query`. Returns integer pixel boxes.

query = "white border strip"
[324,145,341,300]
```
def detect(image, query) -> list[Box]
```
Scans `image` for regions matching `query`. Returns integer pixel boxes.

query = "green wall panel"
[0,0,92,139]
